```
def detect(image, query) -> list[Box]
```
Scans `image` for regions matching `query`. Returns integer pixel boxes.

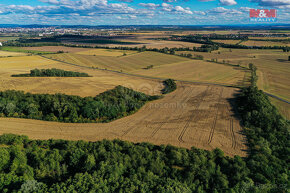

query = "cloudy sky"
[0,0,289,25]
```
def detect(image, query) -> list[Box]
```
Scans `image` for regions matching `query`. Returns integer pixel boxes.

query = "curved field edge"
[0,86,160,123]
[0,84,247,157]
[0,85,288,192]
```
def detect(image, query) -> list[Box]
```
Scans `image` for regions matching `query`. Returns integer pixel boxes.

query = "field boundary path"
[40,55,290,105]
[40,55,237,87]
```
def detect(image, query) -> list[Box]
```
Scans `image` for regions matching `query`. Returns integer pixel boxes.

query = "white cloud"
[161,3,193,14]
[207,7,242,15]
[139,3,160,9]
[239,7,251,12]
[128,15,137,19]
[250,0,290,9]
[193,11,206,15]
[175,6,193,14]
[219,0,237,6]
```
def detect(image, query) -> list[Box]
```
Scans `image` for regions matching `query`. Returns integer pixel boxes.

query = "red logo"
[250,9,276,18]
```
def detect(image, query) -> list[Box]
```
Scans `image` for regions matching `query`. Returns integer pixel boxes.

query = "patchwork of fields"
[0,55,163,96]
[0,43,288,156]
[176,49,290,100]
[47,50,247,86]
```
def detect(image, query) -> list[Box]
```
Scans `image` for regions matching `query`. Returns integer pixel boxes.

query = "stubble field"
[0,83,247,157]
[46,50,248,86]
[176,48,290,118]
[0,47,248,156]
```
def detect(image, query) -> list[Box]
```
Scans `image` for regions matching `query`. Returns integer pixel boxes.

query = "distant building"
[0,42,2,46]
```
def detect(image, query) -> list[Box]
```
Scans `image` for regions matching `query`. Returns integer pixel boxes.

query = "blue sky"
[0,0,289,25]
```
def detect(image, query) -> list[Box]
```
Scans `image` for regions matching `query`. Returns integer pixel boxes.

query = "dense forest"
[0,134,252,193]
[0,86,159,123]
[12,68,90,77]
[236,86,289,188]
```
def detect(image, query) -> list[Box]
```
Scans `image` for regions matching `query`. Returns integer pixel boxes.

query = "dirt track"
[0,83,247,157]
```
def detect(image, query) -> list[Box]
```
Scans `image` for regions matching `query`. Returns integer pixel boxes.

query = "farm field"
[119,39,204,49]
[21,46,93,53]
[240,40,290,47]
[48,50,247,86]
[0,84,247,157]
[270,98,290,120]
[0,36,19,41]
[248,37,289,40]
[176,48,290,117]
[0,50,27,57]
[212,40,241,44]
[0,55,163,96]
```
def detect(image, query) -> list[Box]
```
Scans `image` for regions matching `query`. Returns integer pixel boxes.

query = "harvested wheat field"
[48,51,189,71]
[0,56,163,96]
[241,40,290,47]
[21,46,92,53]
[0,50,27,57]
[76,49,137,56]
[212,40,241,44]
[48,51,247,86]
[0,83,247,157]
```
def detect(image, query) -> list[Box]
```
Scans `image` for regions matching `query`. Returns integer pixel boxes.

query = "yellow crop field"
[132,60,247,86]
[212,40,241,44]
[0,84,247,157]
[0,57,163,96]
[0,50,27,57]
[0,55,56,69]
[48,51,246,86]
[48,51,189,71]
[176,48,290,118]
[241,40,289,47]
[21,46,92,53]
[76,49,137,56]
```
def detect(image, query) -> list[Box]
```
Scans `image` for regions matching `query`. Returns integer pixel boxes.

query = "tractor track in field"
[230,119,237,149]
[39,55,290,105]
[150,84,194,138]
[178,86,210,143]
[208,87,224,145]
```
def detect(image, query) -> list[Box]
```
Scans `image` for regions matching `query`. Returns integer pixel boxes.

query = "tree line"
[12,68,91,77]
[167,35,290,51]
[0,86,159,123]
[161,79,177,94]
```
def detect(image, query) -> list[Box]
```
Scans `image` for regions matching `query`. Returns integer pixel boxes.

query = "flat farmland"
[0,55,163,96]
[21,46,93,53]
[48,51,189,71]
[22,46,138,56]
[270,98,290,120]
[177,48,290,117]
[48,51,247,86]
[0,84,247,157]
[0,50,27,57]
[132,60,246,86]
[212,40,241,44]
[248,37,290,40]
[241,40,289,47]
[119,39,204,49]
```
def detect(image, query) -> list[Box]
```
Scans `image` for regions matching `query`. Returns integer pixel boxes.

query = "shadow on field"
[227,90,249,155]
[276,59,289,63]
